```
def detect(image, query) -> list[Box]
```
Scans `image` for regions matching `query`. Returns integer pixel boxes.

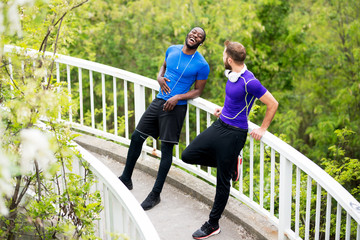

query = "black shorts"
[136,98,187,144]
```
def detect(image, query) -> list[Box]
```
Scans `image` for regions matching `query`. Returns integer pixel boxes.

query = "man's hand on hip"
[158,76,171,95]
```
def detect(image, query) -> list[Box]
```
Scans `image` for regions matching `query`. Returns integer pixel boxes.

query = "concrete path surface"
[92,152,257,240]
[74,134,278,240]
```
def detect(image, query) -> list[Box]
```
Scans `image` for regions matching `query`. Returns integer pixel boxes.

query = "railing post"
[134,83,145,125]
[278,155,293,240]
[67,64,72,123]
[134,83,146,160]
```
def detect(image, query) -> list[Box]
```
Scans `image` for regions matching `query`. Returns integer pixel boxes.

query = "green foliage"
[0,52,103,239]
[322,128,360,198]
[3,0,359,238]
[0,0,105,239]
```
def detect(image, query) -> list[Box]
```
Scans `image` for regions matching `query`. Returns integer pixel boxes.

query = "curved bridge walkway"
[75,134,277,240]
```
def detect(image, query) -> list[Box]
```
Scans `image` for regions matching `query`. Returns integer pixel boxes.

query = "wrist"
[259,126,267,132]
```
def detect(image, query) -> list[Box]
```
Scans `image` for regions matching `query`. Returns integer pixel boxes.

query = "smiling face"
[185,27,205,49]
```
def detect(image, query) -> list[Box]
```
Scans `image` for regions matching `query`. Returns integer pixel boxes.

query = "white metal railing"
[4,45,360,240]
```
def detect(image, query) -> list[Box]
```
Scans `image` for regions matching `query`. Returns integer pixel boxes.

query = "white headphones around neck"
[224,64,247,83]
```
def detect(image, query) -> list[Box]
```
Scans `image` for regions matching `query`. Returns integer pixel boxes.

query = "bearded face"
[223,49,232,70]
[224,57,232,70]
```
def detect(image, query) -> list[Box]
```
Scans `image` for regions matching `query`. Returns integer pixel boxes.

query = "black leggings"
[182,119,247,225]
[121,130,174,194]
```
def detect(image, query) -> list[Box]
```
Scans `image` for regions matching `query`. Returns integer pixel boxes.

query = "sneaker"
[141,191,161,211]
[118,176,133,190]
[231,156,242,182]
[192,221,221,239]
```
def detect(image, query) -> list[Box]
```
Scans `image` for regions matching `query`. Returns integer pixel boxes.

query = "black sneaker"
[231,156,242,182]
[118,176,133,190]
[192,221,221,239]
[141,191,161,211]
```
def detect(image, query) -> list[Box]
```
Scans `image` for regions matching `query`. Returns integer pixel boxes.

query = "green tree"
[0,0,107,239]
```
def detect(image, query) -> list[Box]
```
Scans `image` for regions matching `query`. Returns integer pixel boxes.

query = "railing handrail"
[4,44,360,238]
[3,44,218,113]
[4,45,158,90]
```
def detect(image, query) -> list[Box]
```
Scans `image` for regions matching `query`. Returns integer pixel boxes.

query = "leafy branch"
[36,0,89,90]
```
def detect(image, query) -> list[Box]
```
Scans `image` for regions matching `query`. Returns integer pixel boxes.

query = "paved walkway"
[75,134,278,240]
[91,152,256,240]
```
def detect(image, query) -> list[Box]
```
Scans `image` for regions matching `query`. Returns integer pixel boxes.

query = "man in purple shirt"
[182,40,278,239]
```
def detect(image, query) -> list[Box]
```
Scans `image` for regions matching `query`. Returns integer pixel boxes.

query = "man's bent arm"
[176,79,207,100]
[249,91,278,140]
[157,60,171,95]
[157,60,166,78]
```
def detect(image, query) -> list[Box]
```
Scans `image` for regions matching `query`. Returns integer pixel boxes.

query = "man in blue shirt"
[119,27,210,210]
